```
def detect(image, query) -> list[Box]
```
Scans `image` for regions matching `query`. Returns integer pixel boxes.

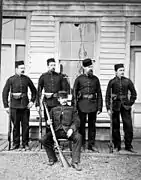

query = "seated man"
[40,91,82,171]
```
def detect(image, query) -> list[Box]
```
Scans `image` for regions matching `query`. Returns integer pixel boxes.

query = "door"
[0,45,14,134]
[130,48,141,128]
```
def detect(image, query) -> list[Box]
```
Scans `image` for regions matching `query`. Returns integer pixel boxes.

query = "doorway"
[130,47,141,128]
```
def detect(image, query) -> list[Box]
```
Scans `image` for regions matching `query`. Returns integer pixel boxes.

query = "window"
[59,22,96,87]
[2,17,26,62]
[131,23,141,41]
[2,17,26,40]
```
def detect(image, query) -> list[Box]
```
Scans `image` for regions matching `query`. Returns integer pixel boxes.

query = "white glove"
[67,129,73,138]
[5,107,9,114]
[47,119,52,125]
[27,102,34,109]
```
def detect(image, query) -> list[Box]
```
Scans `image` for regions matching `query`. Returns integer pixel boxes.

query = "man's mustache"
[88,69,93,74]
[51,68,55,71]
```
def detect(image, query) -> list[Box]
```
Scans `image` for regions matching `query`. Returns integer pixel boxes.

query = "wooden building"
[0,0,141,139]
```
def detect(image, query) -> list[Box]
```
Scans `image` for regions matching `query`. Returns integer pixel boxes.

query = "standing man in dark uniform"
[41,91,82,171]
[105,64,137,152]
[2,61,37,150]
[36,58,66,121]
[73,58,103,152]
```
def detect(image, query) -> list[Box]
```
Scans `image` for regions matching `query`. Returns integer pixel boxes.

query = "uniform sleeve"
[96,78,103,112]
[128,79,137,105]
[36,75,44,107]
[72,77,79,108]
[105,80,112,111]
[70,108,80,132]
[2,78,11,108]
[28,77,37,103]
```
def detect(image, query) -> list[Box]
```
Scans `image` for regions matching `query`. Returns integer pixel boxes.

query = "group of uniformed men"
[2,57,137,171]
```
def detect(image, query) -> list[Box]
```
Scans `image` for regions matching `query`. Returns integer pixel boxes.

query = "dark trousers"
[112,105,133,149]
[41,130,82,164]
[11,108,30,146]
[78,111,97,147]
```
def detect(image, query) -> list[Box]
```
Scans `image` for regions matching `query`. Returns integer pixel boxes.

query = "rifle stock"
[38,104,42,149]
[43,102,70,168]
[108,88,114,153]
[8,98,12,151]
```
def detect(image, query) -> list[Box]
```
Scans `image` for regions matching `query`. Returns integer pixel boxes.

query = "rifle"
[8,95,12,151]
[43,102,70,168]
[38,98,43,149]
[108,88,114,153]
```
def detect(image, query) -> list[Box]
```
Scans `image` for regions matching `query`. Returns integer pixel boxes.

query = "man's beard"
[87,69,93,77]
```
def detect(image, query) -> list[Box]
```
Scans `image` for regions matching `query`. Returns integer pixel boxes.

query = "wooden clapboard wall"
[28,13,56,121]
[2,0,141,124]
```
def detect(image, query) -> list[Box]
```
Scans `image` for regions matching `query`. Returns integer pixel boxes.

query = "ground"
[0,152,141,180]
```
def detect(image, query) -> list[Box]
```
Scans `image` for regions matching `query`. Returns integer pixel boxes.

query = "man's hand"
[5,107,9,114]
[47,119,52,126]
[108,110,112,116]
[27,102,34,109]
[67,129,73,138]
[36,106,40,112]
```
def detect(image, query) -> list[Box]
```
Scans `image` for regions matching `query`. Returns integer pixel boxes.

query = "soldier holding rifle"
[36,58,66,121]
[105,63,137,152]
[40,91,82,171]
[2,61,36,150]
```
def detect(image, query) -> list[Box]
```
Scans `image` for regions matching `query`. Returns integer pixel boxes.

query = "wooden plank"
[0,140,8,152]
[100,53,125,59]
[100,48,125,53]
[100,58,124,63]
[30,26,55,32]
[31,20,55,26]
[30,31,56,37]
[101,38,125,43]
[101,21,126,27]
[101,32,125,38]
[101,27,125,32]
[30,36,55,42]
[30,42,54,48]
[100,44,125,49]
[30,47,54,53]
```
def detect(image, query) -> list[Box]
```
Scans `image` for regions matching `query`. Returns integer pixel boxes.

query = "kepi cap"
[82,58,95,67]
[15,61,24,68]
[57,91,68,99]
[114,63,124,71]
[47,58,55,65]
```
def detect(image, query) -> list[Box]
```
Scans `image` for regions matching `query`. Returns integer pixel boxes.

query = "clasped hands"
[47,119,73,138]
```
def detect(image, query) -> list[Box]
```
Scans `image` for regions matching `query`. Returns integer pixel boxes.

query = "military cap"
[114,63,124,71]
[57,91,68,99]
[47,58,55,65]
[15,61,24,68]
[82,58,95,67]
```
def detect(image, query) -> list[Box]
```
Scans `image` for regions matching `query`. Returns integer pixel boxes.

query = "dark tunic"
[2,74,37,109]
[50,105,80,132]
[73,74,103,113]
[105,76,137,111]
[36,71,65,108]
